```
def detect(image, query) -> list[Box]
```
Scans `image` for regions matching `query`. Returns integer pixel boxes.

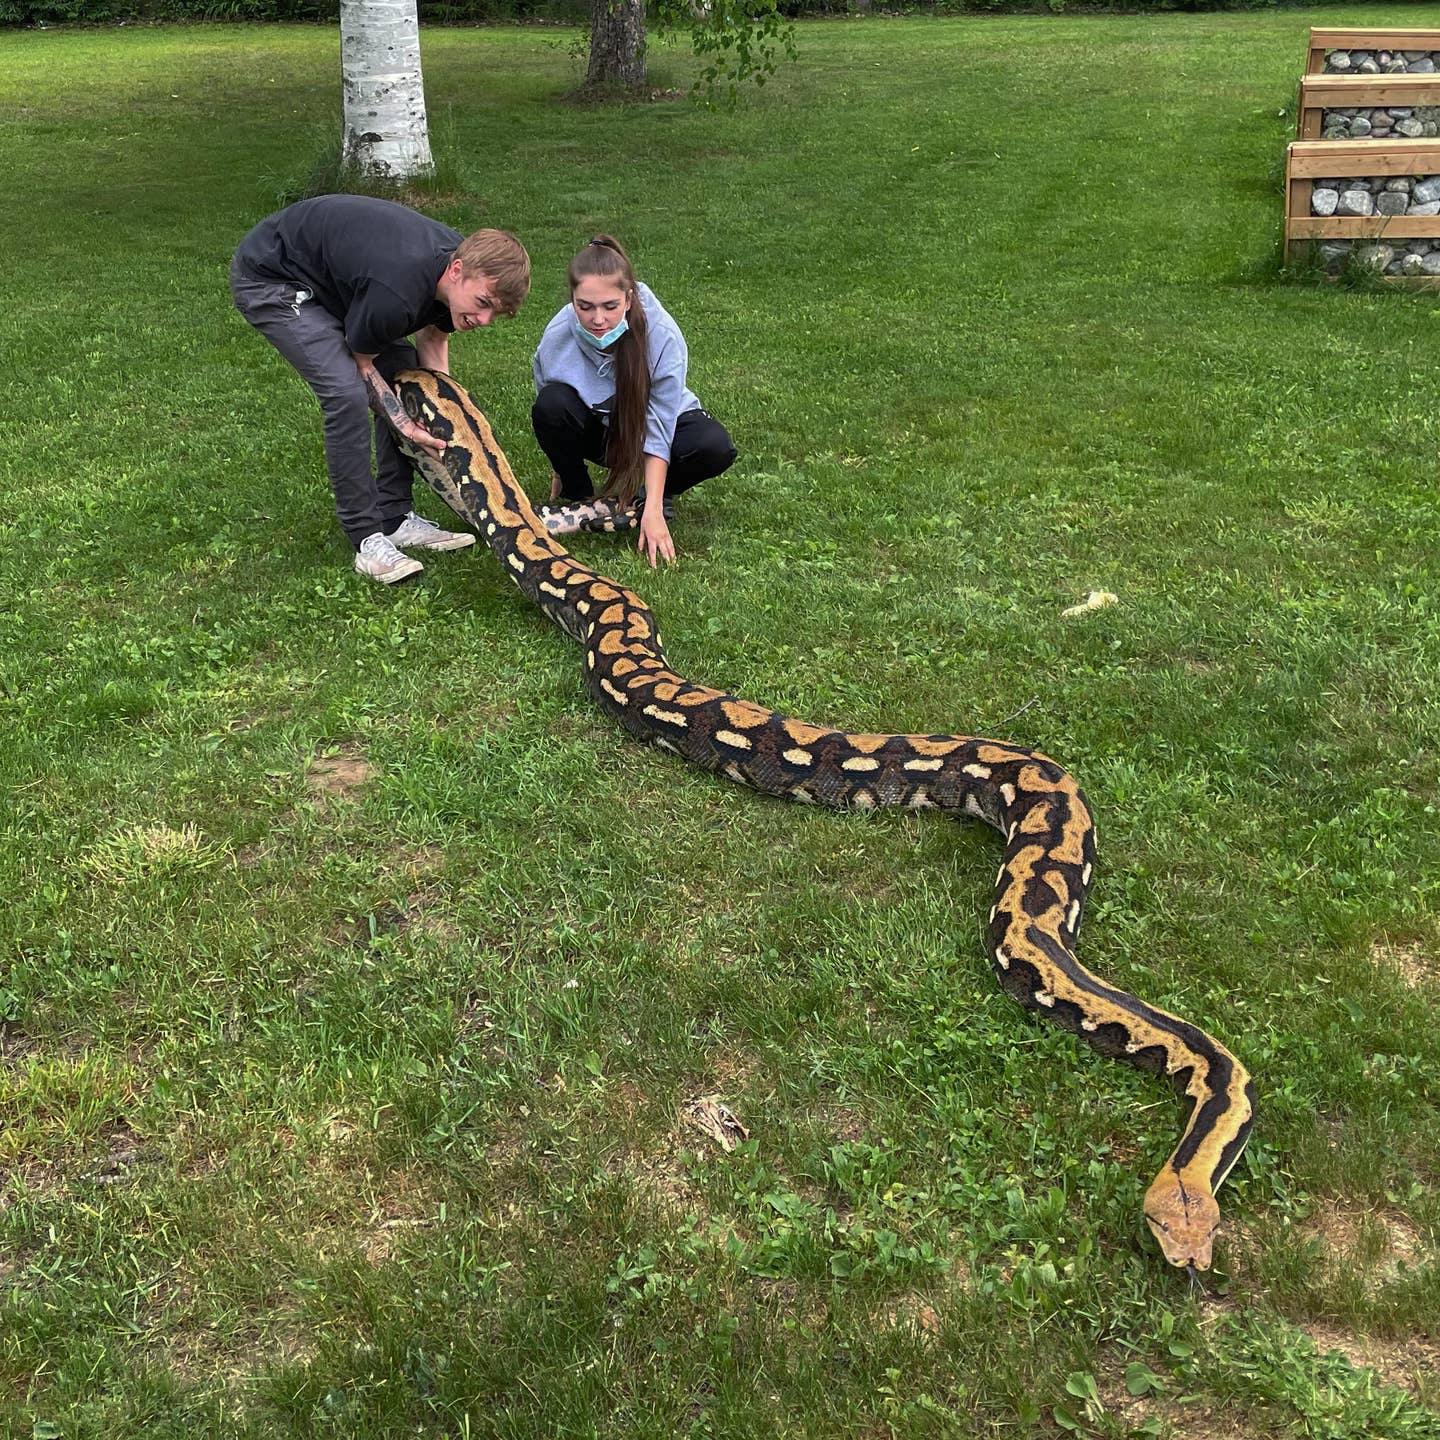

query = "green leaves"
[656,0,798,106]
[1125,1360,1165,1397]
[1053,1370,1103,1434]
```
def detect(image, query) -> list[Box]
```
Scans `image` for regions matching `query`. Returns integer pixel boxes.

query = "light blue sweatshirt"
[532,282,701,463]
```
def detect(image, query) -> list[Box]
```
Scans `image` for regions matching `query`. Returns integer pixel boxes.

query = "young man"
[229,195,530,583]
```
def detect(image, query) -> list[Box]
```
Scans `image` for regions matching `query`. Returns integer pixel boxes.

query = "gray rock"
[1422,252,1440,275]
[1388,107,1413,117]
[1319,241,1351,267]
[1328,51,1353,72]
[1412,57,1437,73]
[1311,188,1339,217]
[1350,115,1373,136]
[1406,200,1440,216]
[1412,176,1440,203]
[1337,189,1374,216]
[1357,243,1394,270]
[1396,118,1425,138]
[1384,177,1413,192]
[1377,192,1409,215]
[1405,240,1432,254]
[1402,253,1426,275]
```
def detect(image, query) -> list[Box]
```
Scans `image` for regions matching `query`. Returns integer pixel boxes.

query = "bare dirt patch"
[563,83,685,107]
[601,1084,710,1214]
[229,702,294,734]
[306,743,376,803]
[359,1167,434,1267]
[396,886,462,945]
[0,1157,63,1215]
[1370,937,1436,990]
[328,883,460,951]
[231,839,272,869]
[1113,1397,1258,1440]
[80,1118,146,1186]
[1319,1324,1440,1393]
[1304,1323,1440,1398]
[455,992,507,1064]
[881,1290,946,1339]
[167,1296,318,1391]
[1097,1364,1262,1440]
[0,1020,36,1068]
[826,1104,867,1145]
[699,1044,757,1095]
[1300,1198,1427,1283]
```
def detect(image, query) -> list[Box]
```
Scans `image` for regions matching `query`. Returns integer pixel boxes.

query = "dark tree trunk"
[587,0,647,89]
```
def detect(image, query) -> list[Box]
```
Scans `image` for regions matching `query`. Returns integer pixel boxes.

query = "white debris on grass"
[1061,590,1119,618]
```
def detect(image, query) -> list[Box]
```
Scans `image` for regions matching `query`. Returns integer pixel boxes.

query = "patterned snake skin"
[395,369,1255,1270]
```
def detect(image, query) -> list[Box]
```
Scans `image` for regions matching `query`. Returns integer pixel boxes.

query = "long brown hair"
[569,235,650,502]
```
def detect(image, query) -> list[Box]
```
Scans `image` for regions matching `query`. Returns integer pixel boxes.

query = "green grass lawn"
[3,8,1440,1436]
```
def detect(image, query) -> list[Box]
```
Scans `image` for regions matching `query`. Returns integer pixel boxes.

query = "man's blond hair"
[453,229,531,316]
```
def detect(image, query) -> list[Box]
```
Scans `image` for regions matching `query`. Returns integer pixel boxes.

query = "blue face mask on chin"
[572,314,629,351]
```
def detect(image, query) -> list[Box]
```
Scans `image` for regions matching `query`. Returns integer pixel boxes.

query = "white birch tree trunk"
[340,0,434,181]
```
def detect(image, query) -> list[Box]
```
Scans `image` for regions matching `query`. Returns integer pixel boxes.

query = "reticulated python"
[395,369,1255,1271]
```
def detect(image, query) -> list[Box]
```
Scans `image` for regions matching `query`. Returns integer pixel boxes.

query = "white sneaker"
[384,511,476,552]
[354,532,424,584]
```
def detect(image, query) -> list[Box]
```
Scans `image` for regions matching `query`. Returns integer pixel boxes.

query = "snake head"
[1143,1173,1221,1271]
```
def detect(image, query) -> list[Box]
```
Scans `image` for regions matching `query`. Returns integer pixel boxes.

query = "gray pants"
[229,254,417,548]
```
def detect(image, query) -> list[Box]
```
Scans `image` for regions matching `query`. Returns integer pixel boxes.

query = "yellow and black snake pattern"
[394,369,1255,1271]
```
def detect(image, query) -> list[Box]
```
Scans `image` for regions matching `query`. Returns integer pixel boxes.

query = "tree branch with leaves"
[584,0,797,103]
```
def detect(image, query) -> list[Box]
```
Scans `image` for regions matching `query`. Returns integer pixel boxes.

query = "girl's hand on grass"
[638,508,675,567]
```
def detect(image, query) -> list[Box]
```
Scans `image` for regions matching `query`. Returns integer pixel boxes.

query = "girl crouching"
[532,235,736,566]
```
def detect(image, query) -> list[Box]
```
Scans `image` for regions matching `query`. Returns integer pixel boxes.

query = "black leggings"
[531,382,737,504]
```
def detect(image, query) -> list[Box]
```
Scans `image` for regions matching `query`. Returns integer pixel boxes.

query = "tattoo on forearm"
[363,369,411,432]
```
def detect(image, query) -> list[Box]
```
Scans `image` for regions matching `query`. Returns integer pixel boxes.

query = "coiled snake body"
[396,369,1255,1270]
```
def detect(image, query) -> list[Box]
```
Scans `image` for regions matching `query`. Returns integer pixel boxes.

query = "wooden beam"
[1287,139,1440,179]
[1296,76,1440,140]
[1306,28,1440,74]
[1288,215,1440,239]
